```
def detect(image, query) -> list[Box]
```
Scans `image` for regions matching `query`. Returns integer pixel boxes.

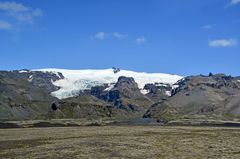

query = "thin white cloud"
[230,0,240,5]
[0,1,42,23]
[0,1,28,12]
[113,32,128,38]
[225,0,240,7]
[136,36,147,44]
[92,32,148,45]
[94,32,106,40]
[202,24,215,30]
[32,8,42,16]
[0,20,12,30]
[93,32,128,40]
[208,39,238,47]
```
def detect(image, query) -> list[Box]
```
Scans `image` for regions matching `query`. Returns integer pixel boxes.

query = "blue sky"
[0,0,239,76]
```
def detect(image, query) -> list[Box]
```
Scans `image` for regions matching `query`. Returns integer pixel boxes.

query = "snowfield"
[34,68,183,99]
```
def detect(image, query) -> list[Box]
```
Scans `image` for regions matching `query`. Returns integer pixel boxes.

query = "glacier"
[34,68,183,99]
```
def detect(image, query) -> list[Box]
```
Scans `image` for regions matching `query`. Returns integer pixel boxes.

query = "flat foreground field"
[1,126,240,159]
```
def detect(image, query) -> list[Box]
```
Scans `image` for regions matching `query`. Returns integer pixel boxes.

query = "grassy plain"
[1,126,240,159]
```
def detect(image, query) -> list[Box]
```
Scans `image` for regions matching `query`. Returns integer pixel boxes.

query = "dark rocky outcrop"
[144,83,172,102]
[89,76,153,114]
[112,67,121,74]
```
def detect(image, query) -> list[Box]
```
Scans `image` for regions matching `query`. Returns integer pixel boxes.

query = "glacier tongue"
[34,68,183,99]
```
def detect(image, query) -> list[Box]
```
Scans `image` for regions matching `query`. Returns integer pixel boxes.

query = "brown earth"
[1,126,240,159]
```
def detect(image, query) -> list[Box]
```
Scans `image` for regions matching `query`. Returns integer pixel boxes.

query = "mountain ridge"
[1,68,240,126]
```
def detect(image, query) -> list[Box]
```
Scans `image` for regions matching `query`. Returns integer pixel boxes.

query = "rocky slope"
[0,70,60,120]
[144,74,240,123]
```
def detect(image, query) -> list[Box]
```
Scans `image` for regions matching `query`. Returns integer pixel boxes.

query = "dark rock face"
[90,85,108,99]
[144,84,159,94]
[143,83,172,102]
[115,76,138,89]
[105,90,120,103]
[113,76,140,98]
[89,76,153,113]
[112,67,121,74]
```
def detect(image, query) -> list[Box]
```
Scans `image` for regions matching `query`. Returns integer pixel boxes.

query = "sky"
[0,0,239,76]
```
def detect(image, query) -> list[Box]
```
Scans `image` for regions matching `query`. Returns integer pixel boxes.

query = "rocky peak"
[112,67,121,74]
[114,76,139,92]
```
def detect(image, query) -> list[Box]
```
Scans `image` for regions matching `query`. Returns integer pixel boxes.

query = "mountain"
[0,68,181,121]
[144,74,240,123]
[1,68,240,126]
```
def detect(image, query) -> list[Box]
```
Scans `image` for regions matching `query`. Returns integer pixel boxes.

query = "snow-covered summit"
[34,68,183,99]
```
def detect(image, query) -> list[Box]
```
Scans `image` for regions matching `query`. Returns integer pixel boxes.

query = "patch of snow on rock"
[165,91,172,96]
[140,89,150,95]
[172,84,179,89]
[28,75,33,82]
[104,84,115,91]
[19,70,29,73]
